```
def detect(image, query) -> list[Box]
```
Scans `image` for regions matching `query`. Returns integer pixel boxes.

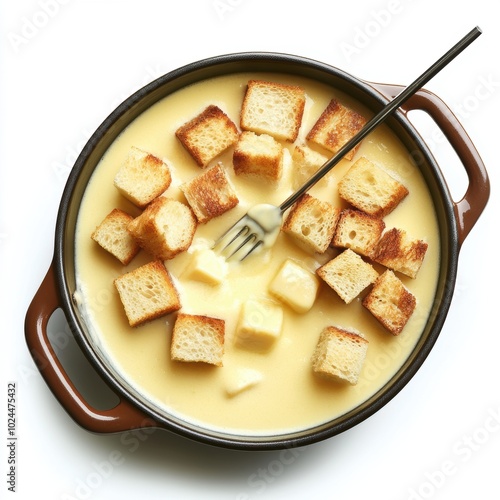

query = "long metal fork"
[214,27,481,261]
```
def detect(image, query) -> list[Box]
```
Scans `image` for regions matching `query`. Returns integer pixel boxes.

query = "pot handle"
[25,263,155,433]
[371,83,490,247]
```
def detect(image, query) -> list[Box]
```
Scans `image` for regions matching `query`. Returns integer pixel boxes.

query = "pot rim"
[51,52,463,450]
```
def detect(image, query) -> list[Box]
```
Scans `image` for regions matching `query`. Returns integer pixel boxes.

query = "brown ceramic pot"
[25,53,489,450]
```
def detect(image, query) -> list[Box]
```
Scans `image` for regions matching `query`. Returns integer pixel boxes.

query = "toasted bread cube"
[311,326,368,385]
[306,99,366,160]
[180,163,239,223]
[282,194,341,254]
[235,299,284,351]
[114,260,181,327]
[91,208,140,265]
[269,259,320,313]
[127,197,197,260]
[317,249,378,304]
[240,80,306,142]
[332,209,386,258]
[183,248,227,286]
[362,270,416,335]
[233,131,284,182]
[338,157,409,217]
[225,368,263,397]
[114,147,172,207]
[175,105,239,168]
[291,145,329,189]
[372,228,428,279]
[171,313,225,366]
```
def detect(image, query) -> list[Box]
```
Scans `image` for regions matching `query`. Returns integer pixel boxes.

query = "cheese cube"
[225,368,263,397]
[183,248,227,286]
[268,259,320,313]
[235,299,284,351]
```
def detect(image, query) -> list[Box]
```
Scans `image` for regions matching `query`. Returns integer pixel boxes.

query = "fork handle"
[279,26,482,213]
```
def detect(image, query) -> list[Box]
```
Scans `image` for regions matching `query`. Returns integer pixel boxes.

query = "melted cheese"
[75,73,440,436]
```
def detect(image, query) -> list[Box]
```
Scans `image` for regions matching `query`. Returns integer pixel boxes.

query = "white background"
[1,1,498,499]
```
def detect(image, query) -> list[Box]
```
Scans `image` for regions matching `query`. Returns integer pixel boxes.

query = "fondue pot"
[25,53,489,450]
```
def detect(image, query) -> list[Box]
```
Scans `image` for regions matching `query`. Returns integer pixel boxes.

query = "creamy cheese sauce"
[75,73,440,436]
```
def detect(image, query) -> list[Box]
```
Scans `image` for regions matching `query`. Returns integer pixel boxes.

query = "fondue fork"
[214,27,482,261]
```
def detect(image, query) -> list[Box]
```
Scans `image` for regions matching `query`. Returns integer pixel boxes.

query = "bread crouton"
[240,80,306,142]
[291,145,328,189]
[114,147,172,207]
[338,157,409,217]
[180,163,239,223]
[317,249,379,304]
[127,197,196,260]
[170,313,225,367]
[306,99,366,160]
[311,326,368,385]
[282,194,340,254]
[362,269,416,335]
[268,259,320,313]
[233,131,283,182]
[332,209,385,258]
[175,105,239,167]
[91,208,140,265]
[114,260,181,327]
[372,228,428,278]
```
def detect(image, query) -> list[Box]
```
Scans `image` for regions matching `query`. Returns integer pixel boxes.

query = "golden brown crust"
[175,105,239,167]
[143,153,164,169]
[396,288,417,323]
[373,228,426,261]
[376,185,410,218]
[372,228,428,278]
[306,99,366,160]
[362,270,416,335]
[233,150,282,179]
[181,163,239,223]
[183,313,225,345]
[177,105,229,136]
[323,326,368,346]
[245,79,304,94]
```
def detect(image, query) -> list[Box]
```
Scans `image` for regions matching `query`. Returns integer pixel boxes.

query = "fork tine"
[240,239,264,261]
[213,217,264,261]
[220,224,248,248]
[228,232,258,260]
[213,221,249,256]
[214,224,244,250]
[213,206,280,261]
